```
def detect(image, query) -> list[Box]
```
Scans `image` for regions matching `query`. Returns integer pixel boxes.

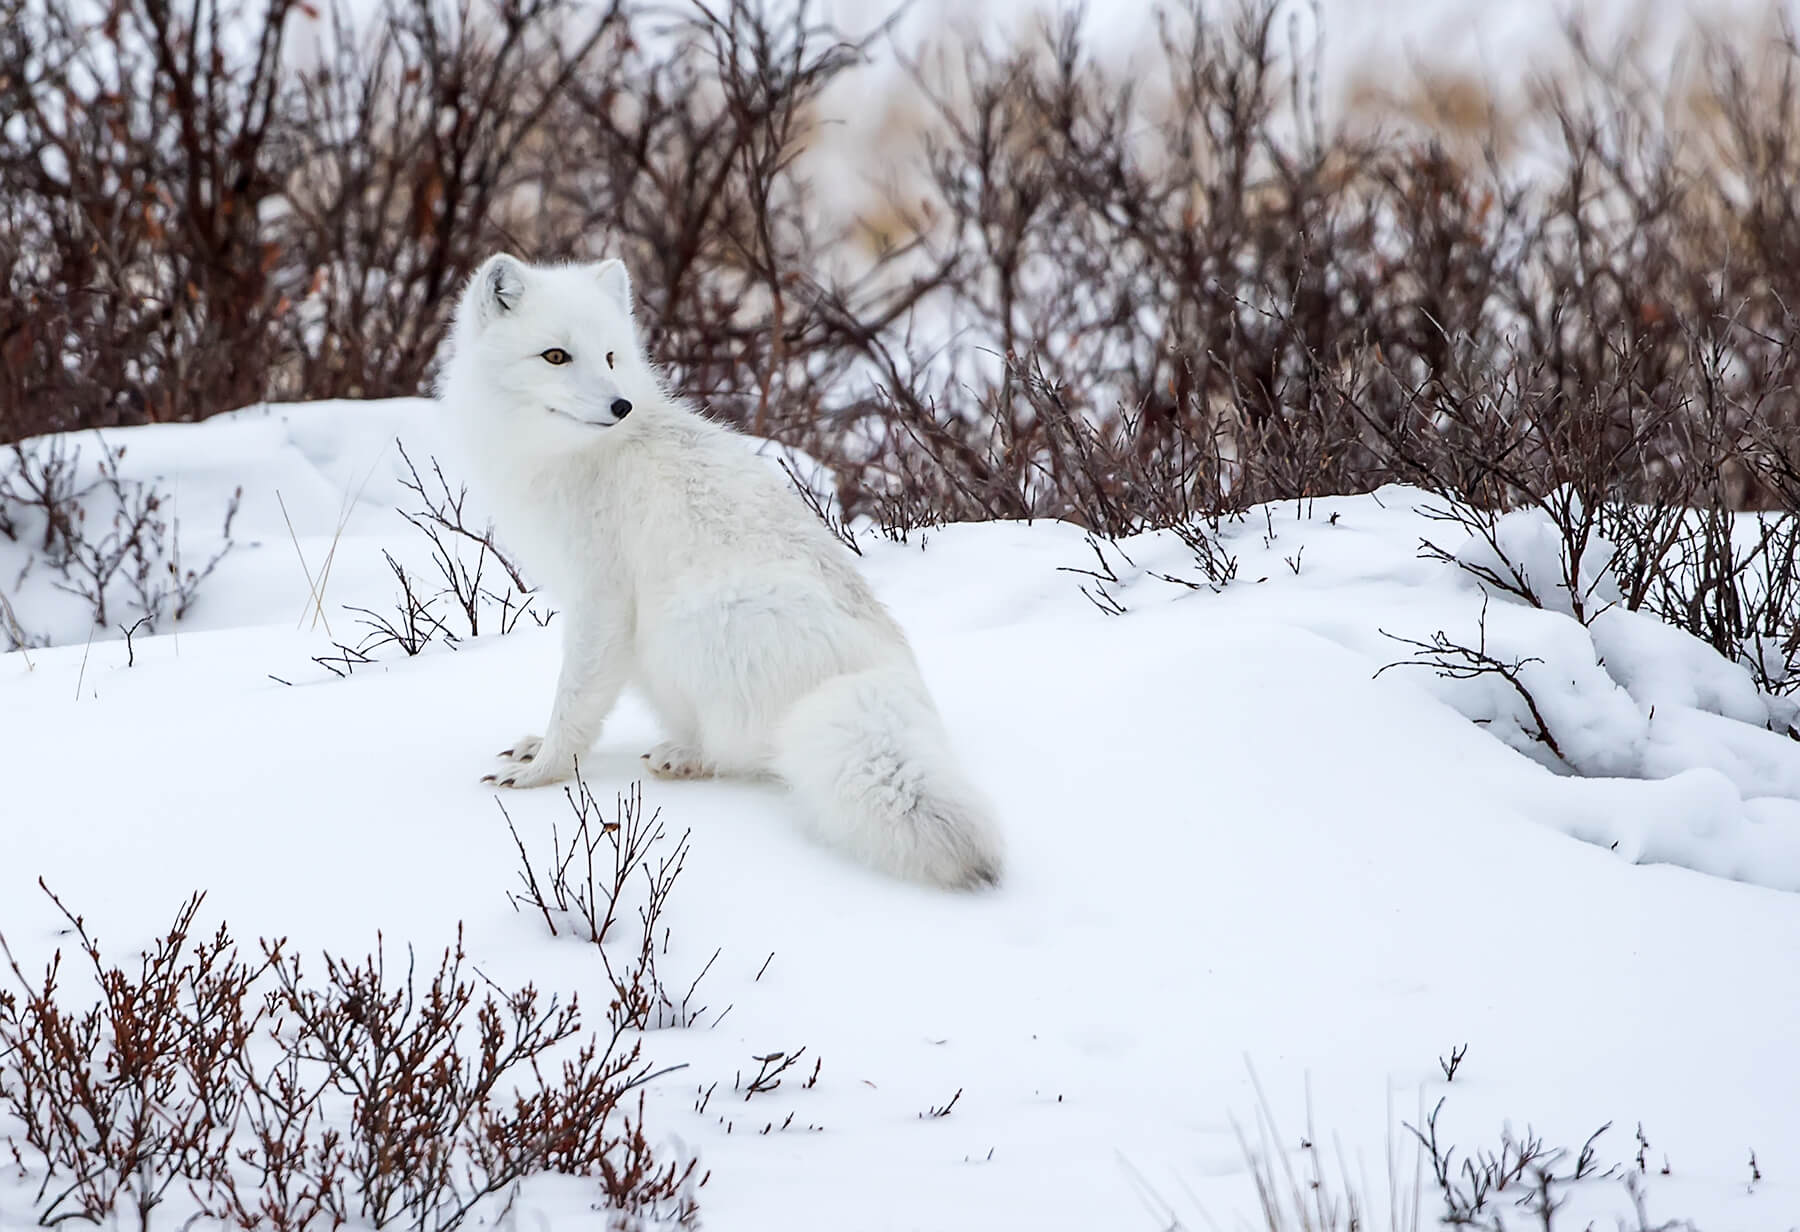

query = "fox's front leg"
[486,599,632,789]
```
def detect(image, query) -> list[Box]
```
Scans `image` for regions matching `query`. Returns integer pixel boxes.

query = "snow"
[4,399,1800,1230]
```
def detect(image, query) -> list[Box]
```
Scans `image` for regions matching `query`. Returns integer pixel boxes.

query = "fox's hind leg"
[636,673,715,779]
[642,740,713,780]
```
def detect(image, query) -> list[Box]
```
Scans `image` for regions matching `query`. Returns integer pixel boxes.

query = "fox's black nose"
[610,398,632,419]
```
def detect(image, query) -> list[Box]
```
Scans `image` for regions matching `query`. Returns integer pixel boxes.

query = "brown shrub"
[0,871,700,1227]
[2,0,1796,688]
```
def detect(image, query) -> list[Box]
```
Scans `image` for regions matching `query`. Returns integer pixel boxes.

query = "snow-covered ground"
[4,399,1800,1230]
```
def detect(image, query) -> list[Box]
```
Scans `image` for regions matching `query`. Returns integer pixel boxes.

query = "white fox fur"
[437,254,1003,889]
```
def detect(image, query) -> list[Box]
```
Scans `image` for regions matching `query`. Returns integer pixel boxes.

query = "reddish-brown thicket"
[2,0,1796,690]
[0,875,700,1228]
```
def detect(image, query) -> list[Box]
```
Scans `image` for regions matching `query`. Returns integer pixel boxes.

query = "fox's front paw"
[482,748,576,789]
[642,741,713,780]
[496,735,544,762]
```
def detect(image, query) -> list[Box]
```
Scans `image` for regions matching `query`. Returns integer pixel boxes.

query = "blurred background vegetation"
[2,0,1797,686]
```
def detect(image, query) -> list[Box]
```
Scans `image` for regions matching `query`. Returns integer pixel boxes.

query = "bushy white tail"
[773,668,1003,889]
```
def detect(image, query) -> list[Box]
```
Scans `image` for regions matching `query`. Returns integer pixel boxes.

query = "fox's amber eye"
[541,348,572,365]
[605,351,615,369]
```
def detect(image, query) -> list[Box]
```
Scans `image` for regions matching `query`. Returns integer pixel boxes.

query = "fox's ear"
[472,254,525,323]
[593,258,632,316]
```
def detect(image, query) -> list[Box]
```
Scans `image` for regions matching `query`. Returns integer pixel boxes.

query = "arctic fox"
[437,254,1003,889]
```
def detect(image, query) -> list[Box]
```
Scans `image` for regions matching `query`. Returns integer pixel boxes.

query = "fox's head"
[443,254,659,435]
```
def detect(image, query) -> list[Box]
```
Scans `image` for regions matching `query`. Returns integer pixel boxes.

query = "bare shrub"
[1377,597,1571,768]
[1405,1096,1622,1230]
[735,1048,811,1100]
[0,881,701,1228]
[0,434,239,648]
[0,0,613,440]
[0,887,265,1225]
[1141,1064,1703,1232]
[308,446,549,676]
[504,776,721,1033]
[396,442,546,636]
[4,0,1798,684]
[265,927,692,1229]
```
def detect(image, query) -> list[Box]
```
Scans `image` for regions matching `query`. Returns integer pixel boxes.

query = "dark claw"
[481,774,498,784]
